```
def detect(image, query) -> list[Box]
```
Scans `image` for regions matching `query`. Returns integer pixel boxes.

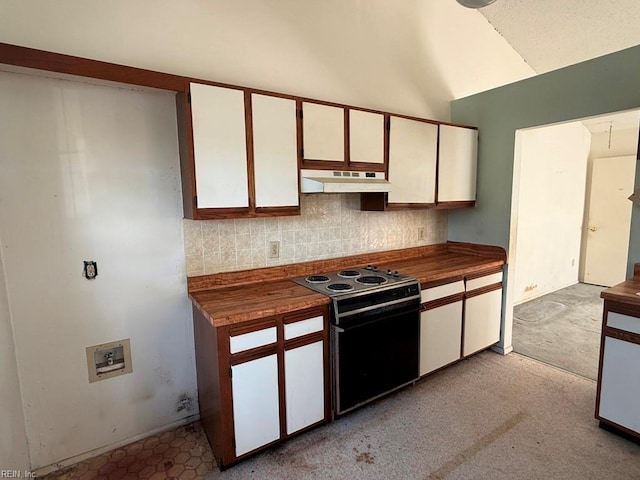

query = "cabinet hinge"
[299,109,303,120]
[194,195,198,208]
[187,92,191,104]
[228,366,232,378]
[232,437,236,449]
[300,148,304,158]
[386,118,391,130]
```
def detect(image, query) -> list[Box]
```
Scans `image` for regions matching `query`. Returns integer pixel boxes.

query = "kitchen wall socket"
[418,227,425,241]
[269,241,280,259]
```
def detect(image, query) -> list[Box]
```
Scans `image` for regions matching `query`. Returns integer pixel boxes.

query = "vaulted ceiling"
[478,0,640,131]
[479,0,640,74]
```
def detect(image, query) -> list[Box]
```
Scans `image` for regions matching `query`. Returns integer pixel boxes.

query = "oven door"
[333,301,420,415]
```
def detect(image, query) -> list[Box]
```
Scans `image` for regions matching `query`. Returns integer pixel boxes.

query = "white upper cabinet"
[349,110,384,165]
[438,125,478,203]
[388,117,438,204]
[251,94,299,208]
[190,82,248,209]
[302,102,344,162]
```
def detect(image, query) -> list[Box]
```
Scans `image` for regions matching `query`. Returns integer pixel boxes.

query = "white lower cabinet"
[599,336,640,433]
[463,288,502,356]
[231,355,280,456]
[420,302,463,375]
[285,341,325,434]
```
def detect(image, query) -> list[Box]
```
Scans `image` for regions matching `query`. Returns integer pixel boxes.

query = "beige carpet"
[207,351,640,480]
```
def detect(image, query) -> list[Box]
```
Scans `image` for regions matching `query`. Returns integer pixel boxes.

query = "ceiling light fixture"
[456,0,497,8]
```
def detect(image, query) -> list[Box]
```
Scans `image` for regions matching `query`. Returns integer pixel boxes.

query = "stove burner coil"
[356,275,388,285]
[326,283,354,292]
[306,275,330,284]
[338,270,361,278]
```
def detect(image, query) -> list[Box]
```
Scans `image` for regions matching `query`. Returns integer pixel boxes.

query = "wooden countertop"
[189,242,506,328]
[601,265,640,307]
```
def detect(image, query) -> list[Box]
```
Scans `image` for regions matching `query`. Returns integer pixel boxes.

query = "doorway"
[509,110,640,380]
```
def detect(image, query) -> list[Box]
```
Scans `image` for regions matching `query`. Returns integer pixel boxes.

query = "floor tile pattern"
[41,422,214,480]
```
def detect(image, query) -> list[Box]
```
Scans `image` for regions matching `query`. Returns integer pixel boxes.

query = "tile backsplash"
[183,194,447,277]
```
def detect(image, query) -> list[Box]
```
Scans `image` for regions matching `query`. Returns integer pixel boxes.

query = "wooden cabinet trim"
[421,293,465,311]
[229,317,278,337]
[436,201,476,209]
[465,282,502,299]
[230,344,279,365]
[465,266,505,281]
[283,307,326,324]
[603,326,640,346]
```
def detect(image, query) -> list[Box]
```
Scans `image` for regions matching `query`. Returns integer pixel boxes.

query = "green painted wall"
[450,44,640,277]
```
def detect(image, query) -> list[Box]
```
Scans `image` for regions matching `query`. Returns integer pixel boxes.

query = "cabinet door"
[388,117,437,204]
[302,102,344,162]
[349,110,384,165]
[190,83,248,208]
[231,355,280,456]
[463,288,502,356]
[251,94,299,208]
[599,336,640,433]
[285,341,325,435]
[420,302,463,376]
[438,125,478,203]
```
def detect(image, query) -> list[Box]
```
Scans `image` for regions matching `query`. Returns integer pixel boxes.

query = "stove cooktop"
[292,265,415,297]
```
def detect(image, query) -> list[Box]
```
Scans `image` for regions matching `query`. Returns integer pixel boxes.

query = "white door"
[438,125,478,202]
[252,94,299,208]
[302,102,344,162]
[419,302,463,376]
[582,155,636,286]
[231,355,280,456]
[190,82,249,209]
[284,341,325,434]
[463,289,502,356]
[388,117,438,204]
[599,337,640,432]
[349,110,384,165]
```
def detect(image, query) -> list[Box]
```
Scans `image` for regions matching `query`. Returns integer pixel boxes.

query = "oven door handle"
[333,307,419,332]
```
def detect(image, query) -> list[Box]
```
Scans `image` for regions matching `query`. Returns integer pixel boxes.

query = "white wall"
[511,122,591,305]
[0,71,195,470]
[0,252,30,470]
[0,0,533,121]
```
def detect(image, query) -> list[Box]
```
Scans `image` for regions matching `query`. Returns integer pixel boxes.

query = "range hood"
[300,169,391,194]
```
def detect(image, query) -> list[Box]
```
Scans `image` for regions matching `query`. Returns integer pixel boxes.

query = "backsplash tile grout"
[183,194,447,276]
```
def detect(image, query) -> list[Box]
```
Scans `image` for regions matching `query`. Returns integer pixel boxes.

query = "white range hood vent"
[300,169,391,194]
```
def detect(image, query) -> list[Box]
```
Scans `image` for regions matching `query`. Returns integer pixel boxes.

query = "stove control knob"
[386,269,392,275]
[366,264,373,270]
[372,265,378,271]
[394,271,400,277]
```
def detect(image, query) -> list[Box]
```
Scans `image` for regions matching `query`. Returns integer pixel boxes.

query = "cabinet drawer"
[607,312,640,335]
[285,315,324,340]
[466,272,503,291]
[421,281,464,303]
[230,327,277,354]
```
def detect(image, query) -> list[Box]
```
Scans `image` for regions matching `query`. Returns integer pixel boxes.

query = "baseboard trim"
[491,344,514,355]
[33,413,200,476]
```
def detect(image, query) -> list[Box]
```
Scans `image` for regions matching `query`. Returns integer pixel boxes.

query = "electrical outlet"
[418,227,425,241]
[269,241,280,259]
